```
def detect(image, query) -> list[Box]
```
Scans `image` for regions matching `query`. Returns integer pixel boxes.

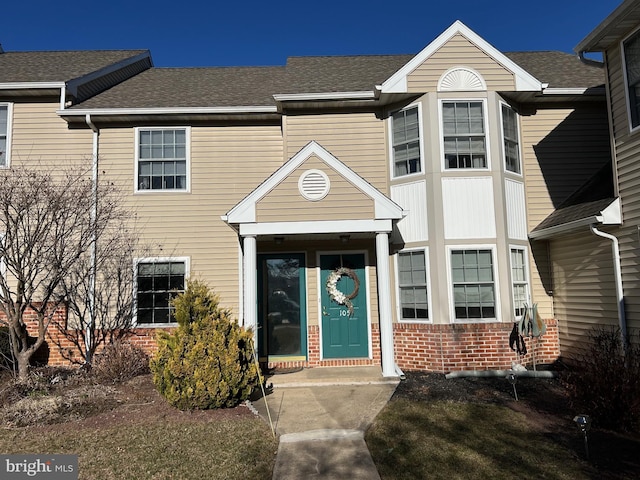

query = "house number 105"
[339,309,349,317]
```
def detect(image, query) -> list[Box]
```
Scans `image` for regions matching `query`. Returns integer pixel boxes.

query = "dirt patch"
[393,371,640,480]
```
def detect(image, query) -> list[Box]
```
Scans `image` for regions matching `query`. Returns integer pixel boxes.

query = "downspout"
[85,114,99,364]
[589,224,627,349]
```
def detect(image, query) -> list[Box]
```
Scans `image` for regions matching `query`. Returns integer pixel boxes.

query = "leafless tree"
[0,165,128,380]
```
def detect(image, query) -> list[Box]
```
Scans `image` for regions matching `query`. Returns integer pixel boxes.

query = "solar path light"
[573,414,592,460]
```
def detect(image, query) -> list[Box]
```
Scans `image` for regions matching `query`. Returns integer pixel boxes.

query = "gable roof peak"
[380,20,543,93]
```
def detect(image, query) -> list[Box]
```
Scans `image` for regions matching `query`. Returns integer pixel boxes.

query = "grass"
[0,417,277,480]
[366,399,591,480]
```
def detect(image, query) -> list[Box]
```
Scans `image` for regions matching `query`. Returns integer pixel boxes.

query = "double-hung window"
[0,104,10,167]
[624,29,640,130]
[501,104,521,174]
[451,248,496,320]
[391,106,421,177]
[136,260,186,324]
[137,128,188,191]
[443,101,487,169]
[510,247,530,320]
[398,250,429,321]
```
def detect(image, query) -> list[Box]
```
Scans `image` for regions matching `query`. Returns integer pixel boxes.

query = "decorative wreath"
[326,267,360,317]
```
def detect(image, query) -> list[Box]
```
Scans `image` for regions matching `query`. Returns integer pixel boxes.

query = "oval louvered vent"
[438,68,486,91]
[298,169,330,201]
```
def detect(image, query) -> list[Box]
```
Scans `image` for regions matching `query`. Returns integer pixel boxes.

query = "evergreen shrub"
[150,280,258,410]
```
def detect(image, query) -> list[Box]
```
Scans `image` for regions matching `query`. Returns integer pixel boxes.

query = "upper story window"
[501,104,521,174]
[0,104,11,167]
[136,259,187,325]
[136,128,188,191]
[391,105,422,177]
[442,101,487,169]
[397,250,429,321]
[623,29,640,130]
[451,248,496,320]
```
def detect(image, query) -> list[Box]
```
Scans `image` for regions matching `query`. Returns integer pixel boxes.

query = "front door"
[320,253,368,358]
[258,254,307,360]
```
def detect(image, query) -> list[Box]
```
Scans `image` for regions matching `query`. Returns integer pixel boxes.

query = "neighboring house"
[532,0,640,358]
[0,21,610,375]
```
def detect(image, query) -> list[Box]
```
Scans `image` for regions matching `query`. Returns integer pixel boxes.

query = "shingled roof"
[67,50,603,110]
[0,50,149,83]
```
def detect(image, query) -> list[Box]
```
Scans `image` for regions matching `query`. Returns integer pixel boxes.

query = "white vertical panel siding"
[391,181,428,243]
[505,179,527,240]
[442,177,496,239]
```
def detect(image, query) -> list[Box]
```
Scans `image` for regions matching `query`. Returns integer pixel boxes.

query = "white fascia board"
[225,141,404,224]
[0,82,65,89]
[56,106,278,115]
[575,0,636,53]
[273,91,375,101]
[542,87,606,96]
[381,20,542,94]
[239,219,392,236]
[601,198,622,224]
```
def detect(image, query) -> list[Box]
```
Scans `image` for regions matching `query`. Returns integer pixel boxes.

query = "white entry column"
[243,235,257,340]
[376,231,396,377]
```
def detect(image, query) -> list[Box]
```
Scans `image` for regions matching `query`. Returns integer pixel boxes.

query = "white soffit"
[224,141,404,224]
[380,20,543,94]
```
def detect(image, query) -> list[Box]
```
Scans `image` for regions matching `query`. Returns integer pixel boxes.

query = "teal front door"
[320,253,368,358]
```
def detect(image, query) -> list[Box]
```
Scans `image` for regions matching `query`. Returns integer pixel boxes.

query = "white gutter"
[273,91,376,102]
[58,106,277,116]
[0,81,65,89]
[589,224,628,349]
[541,87,605,96]
[85,114,99,364]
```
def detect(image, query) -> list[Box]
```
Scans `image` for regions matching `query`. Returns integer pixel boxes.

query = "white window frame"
[389,102,425,179]
[134,126,191,193]
[622,27,640,133]
[0,103,13,169]
[394,247,432,323]
[509,245,531,322]
[133,256,190,327]
[500,102,523,176]
[446,244,500,323]
[439,98,490,171]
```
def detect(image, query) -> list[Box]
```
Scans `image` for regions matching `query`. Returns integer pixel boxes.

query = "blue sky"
[3,1,621,67]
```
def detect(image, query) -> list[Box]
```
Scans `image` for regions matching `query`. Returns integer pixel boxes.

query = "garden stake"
[252,339,276,438]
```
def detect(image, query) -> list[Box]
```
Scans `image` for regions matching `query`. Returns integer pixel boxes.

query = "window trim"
[446,244,500,323]
[394,247,432,323]
[133,256,190,327]
[388,102,425,180]
[439,98,490,172]
[0,103,13,169]
[509,245,531,322]
[134,126,191,193]
[622,27,640,133]
[499,101,523,176]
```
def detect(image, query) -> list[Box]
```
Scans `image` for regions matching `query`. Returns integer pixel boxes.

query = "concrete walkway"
[250,366,399,480]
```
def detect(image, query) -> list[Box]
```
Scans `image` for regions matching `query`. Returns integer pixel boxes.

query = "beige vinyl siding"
[256,155,374,222]
[10,102,93,169]
[550,232,619,358]
[602,42,640,339]
[407,34,515,92]
[284,113,387,193]
[99,125,284,312]
[521,105,610,319]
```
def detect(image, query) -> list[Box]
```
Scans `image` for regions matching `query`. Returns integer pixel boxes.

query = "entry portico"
[223,141,404,376]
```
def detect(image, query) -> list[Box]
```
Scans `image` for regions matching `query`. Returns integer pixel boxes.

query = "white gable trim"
[381,20,543,93]
[224,141,404,224]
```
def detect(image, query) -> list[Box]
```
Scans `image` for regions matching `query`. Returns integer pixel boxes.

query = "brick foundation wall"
[7,306,560,374]
[393,319,560,373]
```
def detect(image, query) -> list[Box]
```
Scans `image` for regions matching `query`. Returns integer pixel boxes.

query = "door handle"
[322,306,329,316]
